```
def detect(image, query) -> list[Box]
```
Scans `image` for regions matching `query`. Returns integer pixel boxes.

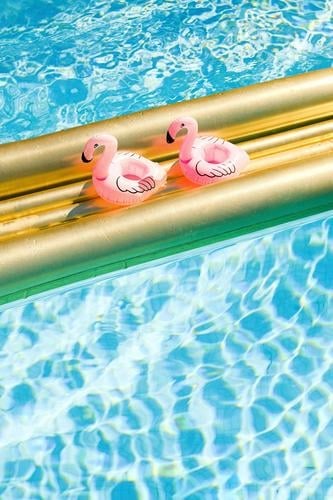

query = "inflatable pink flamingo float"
[166,116,249,185]
[81,134,166,205]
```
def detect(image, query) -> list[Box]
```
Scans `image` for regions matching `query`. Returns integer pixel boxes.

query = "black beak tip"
[166,131,175,144]
[81,152,91,163]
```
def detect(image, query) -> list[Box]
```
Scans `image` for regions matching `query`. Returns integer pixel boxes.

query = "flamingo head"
[81,134,117,163]
[166,116,198,143]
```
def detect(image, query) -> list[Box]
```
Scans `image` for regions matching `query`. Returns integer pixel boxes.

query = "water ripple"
[0,0,332,143]
[1,212,333,497]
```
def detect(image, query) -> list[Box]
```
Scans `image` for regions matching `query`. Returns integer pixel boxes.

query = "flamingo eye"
[94,144,98,148]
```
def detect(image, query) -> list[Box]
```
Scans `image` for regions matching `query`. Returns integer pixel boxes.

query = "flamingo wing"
[119,152,143,160]
[195,159,236,178]
[116,176,156,194]
[199,136,224,145]
[138,176,156,190]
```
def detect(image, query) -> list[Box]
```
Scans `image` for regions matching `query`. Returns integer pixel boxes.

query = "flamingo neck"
[180,123,198,163]
[94,142,117,179]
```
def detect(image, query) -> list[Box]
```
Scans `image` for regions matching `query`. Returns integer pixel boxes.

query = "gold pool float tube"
[0,68,333,305]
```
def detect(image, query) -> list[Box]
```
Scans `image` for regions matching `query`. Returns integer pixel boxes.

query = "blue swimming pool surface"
[2,212,333,499]
[0,0,332,143]
[1,0,333,498]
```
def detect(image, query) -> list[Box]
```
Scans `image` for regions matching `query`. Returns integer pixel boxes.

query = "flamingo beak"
[81,152,92,163]
[166,131,175,144]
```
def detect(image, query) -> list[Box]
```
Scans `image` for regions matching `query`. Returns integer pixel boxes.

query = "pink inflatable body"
[82,134,166,205]
[166,116,249,185]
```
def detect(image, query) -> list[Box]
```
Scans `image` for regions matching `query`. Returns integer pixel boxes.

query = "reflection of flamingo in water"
[81,134,166,205]
[166,116,249,185]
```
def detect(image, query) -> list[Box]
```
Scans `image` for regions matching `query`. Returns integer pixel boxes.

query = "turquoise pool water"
[1,212,333,498]
[0,0,332,143]
[1,0,333,498]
